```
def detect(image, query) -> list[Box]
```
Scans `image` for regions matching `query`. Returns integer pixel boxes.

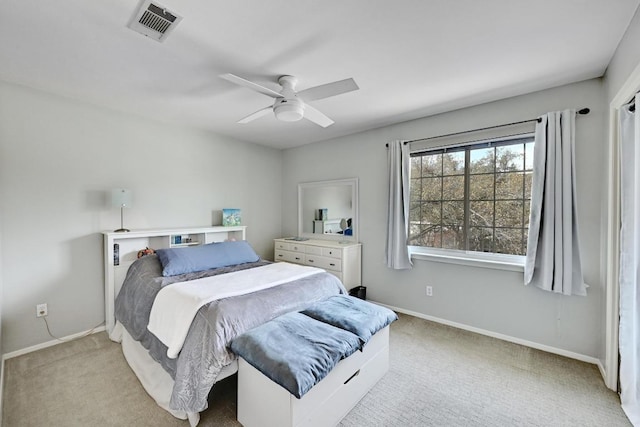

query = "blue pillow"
[155,240,260,277]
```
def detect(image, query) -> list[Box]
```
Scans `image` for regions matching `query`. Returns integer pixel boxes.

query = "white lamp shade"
[111,188,133,208]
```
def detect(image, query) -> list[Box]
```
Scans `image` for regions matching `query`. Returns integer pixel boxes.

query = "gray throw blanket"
[115,255,346,412]
[301,295,398,347]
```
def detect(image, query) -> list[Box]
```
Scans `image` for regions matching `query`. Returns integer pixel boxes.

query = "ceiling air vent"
[128,1,182,42]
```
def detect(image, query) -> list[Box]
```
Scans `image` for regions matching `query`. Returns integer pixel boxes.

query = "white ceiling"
[0,0,638,149]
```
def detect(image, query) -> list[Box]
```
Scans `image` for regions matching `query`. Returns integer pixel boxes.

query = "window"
[408,135,534,256]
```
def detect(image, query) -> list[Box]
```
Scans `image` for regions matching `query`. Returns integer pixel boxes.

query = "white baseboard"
[2,325,106,361]
[597,359,608,386]
[374,301,600,365]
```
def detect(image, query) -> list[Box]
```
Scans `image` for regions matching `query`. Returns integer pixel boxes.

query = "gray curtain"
[524,110,586,296]
[385,140,412,269]
[618,95,640,425]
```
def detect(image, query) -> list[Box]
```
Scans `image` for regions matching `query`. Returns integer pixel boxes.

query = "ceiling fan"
[220,73,359,127]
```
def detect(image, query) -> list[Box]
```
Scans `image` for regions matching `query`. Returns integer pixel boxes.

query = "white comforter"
[147,262,324,358]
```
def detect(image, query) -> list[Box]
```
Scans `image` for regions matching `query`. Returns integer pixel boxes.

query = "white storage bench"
[237,326,390,427]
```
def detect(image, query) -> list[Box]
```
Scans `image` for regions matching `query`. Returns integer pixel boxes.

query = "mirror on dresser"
[298,178,358,242]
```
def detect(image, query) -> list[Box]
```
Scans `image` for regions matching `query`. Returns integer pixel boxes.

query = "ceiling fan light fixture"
[221,73,358,127]
[274,98,304,122]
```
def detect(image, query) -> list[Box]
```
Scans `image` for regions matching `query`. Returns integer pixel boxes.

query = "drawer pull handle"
[295,257,301,260]
[344,369,360,385]
[308,259,314,263]
[329,263,336,266]
[278,254,283,257]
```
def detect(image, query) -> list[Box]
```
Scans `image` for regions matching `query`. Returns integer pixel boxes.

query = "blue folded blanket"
[230,311,361,398]
[301,295,398,347]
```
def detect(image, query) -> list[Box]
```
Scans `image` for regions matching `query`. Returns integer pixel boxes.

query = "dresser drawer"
[322,247,342,259]
[305,245,323,256]
[275,241,291,251]
[289,243,306,253]
[305,255,342,272]
[274,250,304,264]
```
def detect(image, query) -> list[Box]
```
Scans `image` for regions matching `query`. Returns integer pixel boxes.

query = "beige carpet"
[3,313,630,426]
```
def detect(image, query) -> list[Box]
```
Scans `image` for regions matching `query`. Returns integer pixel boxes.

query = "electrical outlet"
[36,303,48,317]
[426,286,433,297]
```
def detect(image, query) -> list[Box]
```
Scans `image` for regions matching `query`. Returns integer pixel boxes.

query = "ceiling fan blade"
[298,78,359,102]
[220,73,283,99]
[238,106,273,124]
[303,104,334,128]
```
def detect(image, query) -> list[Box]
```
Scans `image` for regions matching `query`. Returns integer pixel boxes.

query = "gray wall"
[282,79,606,359]
[605,6,640,102]
[0,81,283,354]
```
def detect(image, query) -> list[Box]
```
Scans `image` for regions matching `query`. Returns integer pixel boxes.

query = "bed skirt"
[113,322,238,427]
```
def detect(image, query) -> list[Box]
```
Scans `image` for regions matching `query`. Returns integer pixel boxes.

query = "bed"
[104,228,347,426]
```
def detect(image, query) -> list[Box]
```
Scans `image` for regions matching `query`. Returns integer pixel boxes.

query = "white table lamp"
[112,188,132,232]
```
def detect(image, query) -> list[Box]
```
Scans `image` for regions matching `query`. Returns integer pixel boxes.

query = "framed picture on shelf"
[222,208,242,226]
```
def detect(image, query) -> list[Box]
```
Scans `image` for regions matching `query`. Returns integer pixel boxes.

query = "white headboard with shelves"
[103,226,246,337]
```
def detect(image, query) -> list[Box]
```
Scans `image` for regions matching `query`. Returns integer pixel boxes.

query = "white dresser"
[274,238,361,288]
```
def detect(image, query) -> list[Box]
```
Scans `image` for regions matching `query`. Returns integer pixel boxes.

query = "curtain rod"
[390,108,590,146]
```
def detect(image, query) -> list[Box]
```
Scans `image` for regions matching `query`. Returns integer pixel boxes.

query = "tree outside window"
[409,136,534,256]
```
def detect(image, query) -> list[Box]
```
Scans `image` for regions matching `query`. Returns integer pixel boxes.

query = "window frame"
[407,133,534,271]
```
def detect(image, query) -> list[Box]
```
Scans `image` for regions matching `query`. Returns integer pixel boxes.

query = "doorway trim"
[605,60,640,390]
